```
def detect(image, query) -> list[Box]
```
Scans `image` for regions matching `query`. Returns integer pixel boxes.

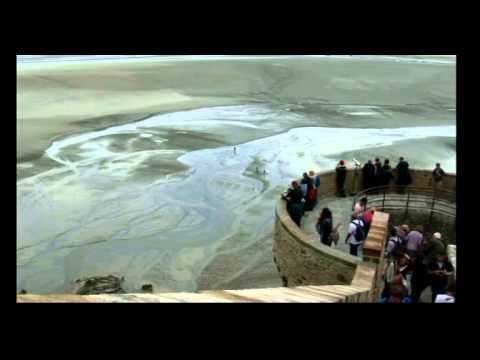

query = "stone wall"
[273,205,361,287]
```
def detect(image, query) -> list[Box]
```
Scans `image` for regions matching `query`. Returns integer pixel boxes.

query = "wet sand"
[17,56,456,294]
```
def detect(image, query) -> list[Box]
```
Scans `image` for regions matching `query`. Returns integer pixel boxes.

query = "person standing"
[381,159,393,187]
[310,170,321,189]
[316,208,340,247]
[362,207,375,236]
[301,173,315,213]
[362,160,376,191]
[432,163,446,192]
[395,224,410,245]
[336,160,348,197]
[396,157,411,193]
[410,230,436,303]
[309,170,319,207]
[405,225,424,262]
[427,253,455,303]
[282,181,304,227]
[422,232,446,267]
[386,227,403,258]
[353,197,368,218]
[373,158,382,189]
[345,215,366,257]
[381,255,397,299]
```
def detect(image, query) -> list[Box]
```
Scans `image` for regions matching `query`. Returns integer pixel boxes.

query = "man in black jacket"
[335,160,348,197]
[381,159,393,187]
[396,157,411,193]
[362,160,375,191]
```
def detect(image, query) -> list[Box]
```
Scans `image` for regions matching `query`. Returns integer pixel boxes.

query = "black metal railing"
[352,185,456,220]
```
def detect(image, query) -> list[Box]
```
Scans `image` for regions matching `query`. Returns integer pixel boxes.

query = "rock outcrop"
[73,275,125,295]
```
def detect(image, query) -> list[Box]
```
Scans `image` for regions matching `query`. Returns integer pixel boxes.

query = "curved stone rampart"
[273,168,456,295]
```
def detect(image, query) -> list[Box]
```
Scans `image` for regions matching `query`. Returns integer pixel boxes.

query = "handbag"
[329,229,340,246]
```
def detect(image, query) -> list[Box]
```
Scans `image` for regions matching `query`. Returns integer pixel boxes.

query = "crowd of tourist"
[380,224,455,303]
[335,157,419,196]
[281,171,321,227]
[281,161,454,302]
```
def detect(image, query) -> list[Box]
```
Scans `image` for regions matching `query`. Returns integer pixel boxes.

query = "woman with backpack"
[316,208,341,247]
[386,227,404,258]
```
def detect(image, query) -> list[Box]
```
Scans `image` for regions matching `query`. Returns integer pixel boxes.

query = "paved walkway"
[302,196,363,257]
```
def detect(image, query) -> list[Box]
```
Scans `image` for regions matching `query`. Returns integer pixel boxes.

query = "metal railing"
[352,185,456,220]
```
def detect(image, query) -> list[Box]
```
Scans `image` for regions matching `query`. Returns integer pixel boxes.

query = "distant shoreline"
[17,55,456,66]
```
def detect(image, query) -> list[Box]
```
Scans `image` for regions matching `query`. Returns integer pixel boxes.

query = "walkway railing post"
[382,189,386,211]
[430,192,436,223]
[405,190,410,218]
